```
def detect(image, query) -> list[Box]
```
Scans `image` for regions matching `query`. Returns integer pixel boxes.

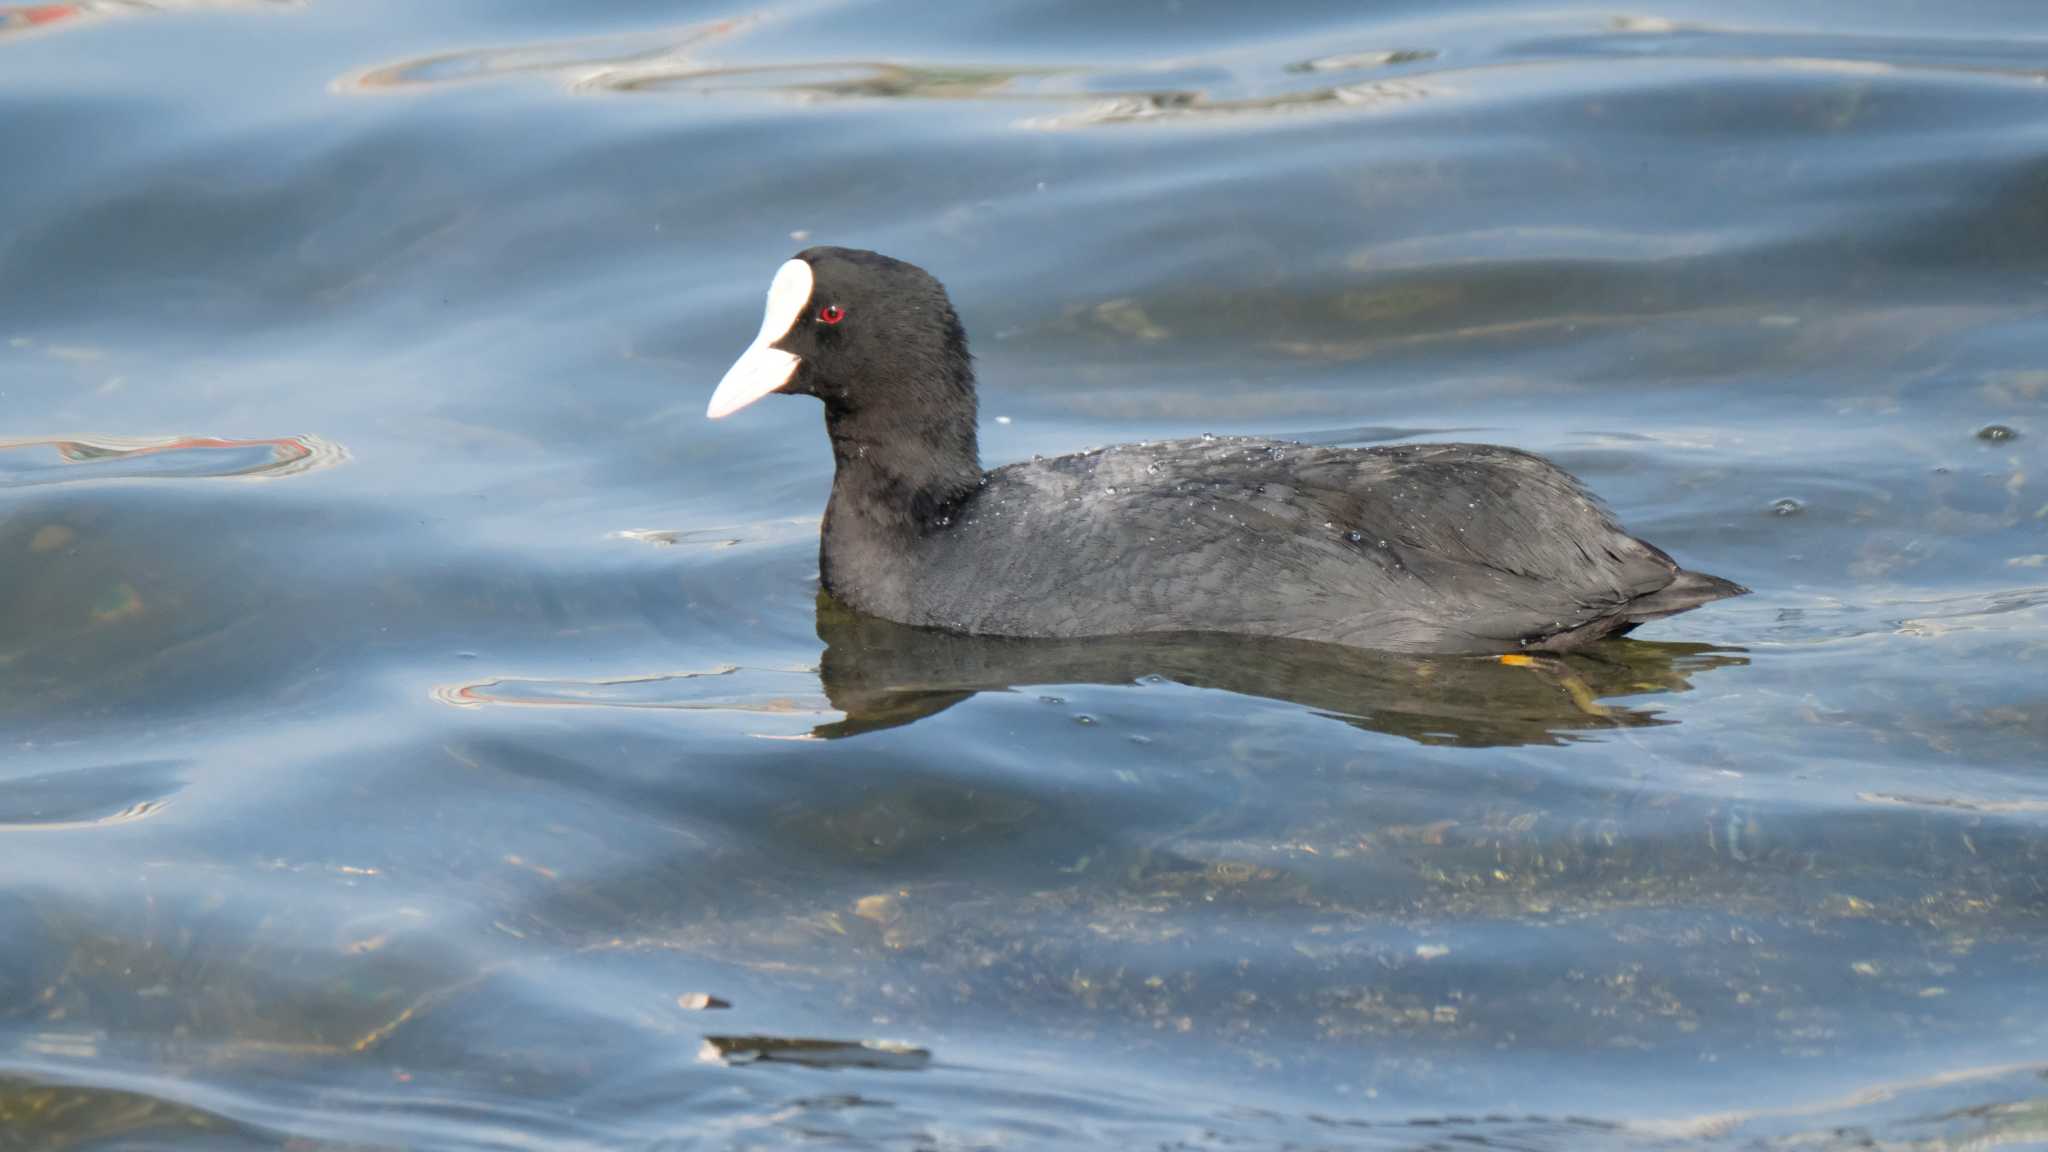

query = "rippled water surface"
[4,1,2048,1148]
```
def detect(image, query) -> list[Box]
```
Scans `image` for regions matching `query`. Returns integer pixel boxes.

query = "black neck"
[822,395,983,538]
[808,285,982,615]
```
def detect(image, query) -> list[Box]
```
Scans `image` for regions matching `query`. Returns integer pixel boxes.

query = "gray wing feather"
[912,438,1697,652]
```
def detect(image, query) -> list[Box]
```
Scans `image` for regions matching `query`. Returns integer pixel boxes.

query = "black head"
[706,247,975,424]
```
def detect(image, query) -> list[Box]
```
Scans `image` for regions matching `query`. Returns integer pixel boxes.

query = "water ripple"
[339,11,1451,127]
[0,434,346,488]
[433,665,831,718]
[343,16,753,91]
[607,517,818,550]
[1508,18,2048,84]
[698,1034,932,1071]
[338,10,2048,132]
[0,0,294,44]
[0,760,183,833]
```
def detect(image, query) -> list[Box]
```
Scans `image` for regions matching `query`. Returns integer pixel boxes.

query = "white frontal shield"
[707,259,812,418]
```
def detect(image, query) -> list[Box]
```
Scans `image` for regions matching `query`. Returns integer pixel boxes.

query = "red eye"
[816,304,845,325]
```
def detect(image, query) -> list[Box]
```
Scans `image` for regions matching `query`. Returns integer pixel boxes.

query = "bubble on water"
[937,516,951,526]
[1346,530,1364,543]
[1770,497,1804,517]
[1106,486,1118,495]
[1977,423,2020,442]
[1147,464,1159,474]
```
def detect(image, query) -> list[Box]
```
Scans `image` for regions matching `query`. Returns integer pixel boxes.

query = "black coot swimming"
[707,247,1745,654]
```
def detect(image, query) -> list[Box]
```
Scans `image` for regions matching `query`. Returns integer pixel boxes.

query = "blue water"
[3,2,2047,1148]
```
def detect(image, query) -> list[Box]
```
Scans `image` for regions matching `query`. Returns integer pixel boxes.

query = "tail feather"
[1523,568,1746,652]
[1620,568,1749,624]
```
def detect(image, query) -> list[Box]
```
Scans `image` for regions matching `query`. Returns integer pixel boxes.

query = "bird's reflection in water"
[814,594,1744,747]
[436,595,1745,746]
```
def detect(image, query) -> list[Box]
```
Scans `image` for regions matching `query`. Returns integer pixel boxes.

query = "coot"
[707,247,1744,653]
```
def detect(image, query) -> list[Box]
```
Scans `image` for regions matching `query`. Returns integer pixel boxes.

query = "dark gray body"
[822,435,1742,654]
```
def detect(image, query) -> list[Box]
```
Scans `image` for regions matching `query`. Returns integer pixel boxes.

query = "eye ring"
[816,304,845,325]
